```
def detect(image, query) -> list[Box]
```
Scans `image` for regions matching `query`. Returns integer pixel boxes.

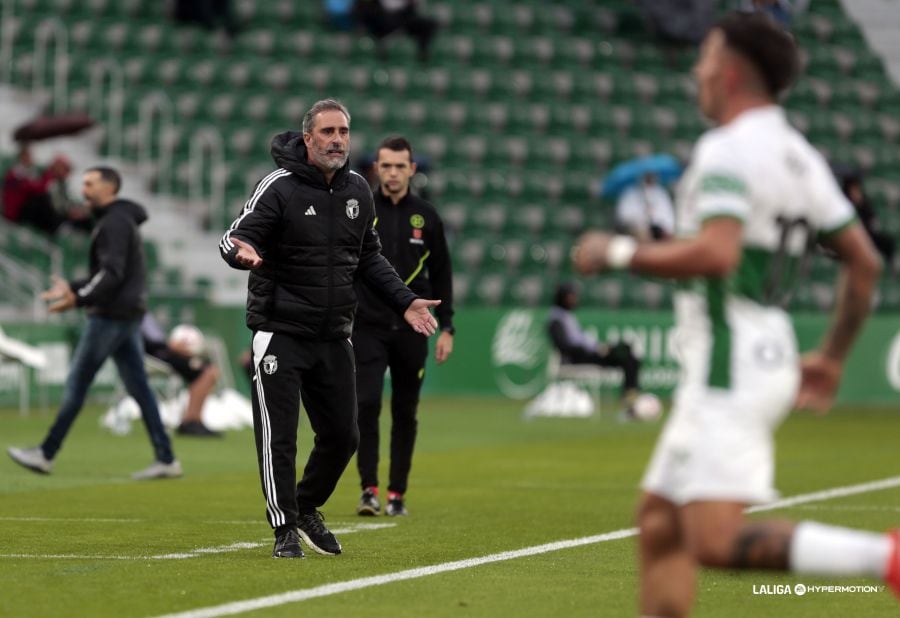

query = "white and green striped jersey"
[673,106,855,389]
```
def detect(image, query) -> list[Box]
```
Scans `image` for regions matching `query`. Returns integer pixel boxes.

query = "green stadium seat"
[509,274,547,307]
[471,273,506,306]
[440,202,468,235]
[468,203,507,235]
[452,272,472,306]
[455,236,489,272]
[583,275,625,309]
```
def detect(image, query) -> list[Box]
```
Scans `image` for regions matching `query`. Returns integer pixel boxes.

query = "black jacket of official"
[69,199,149,319]
[219,131,418,339]
[354,188,454,332]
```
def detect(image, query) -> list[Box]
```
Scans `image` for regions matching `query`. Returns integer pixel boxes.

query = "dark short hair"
[553,281,580,308]
[302,99,350,134]
[716,11,799,99]
[86,166,121,193]
[376,135,414,161]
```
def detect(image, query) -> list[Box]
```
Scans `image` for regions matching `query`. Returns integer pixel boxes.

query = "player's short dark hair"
[86,166,121,193]
[302,99,350,134]
[376,135,414,161]
[716,11,799,99]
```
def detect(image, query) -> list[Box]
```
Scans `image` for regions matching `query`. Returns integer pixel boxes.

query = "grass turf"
[1,397,898,617]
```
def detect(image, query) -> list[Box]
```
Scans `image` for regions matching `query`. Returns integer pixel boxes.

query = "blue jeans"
[41,316,175,464]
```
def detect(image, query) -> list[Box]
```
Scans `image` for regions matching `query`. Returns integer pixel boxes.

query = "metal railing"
[138,91,174,195]
[0,251,49,321]
[189,127,226,229]
[0,222,63,275]
[32,17,68,113]
[0,0,14,84]
[89,58,124,160]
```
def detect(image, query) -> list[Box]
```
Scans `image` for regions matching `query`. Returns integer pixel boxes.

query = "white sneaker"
[132,460,183,480]
[7,446,52,474]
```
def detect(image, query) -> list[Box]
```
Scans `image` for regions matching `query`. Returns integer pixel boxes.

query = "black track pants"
[251,331,359,533]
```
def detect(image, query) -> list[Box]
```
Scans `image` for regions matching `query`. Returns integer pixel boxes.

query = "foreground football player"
[574,13,896,617]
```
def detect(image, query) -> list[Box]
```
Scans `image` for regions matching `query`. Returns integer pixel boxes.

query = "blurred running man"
[573,12,897,617]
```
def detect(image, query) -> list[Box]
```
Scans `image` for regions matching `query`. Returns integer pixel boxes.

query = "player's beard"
[311,144,349,171]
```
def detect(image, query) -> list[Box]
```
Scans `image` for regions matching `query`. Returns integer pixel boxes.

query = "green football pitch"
[1,397,898,617]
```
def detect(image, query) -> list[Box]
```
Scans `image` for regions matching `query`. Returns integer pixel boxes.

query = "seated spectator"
[842,177,896,273]
[547,282,643,416]
[615,173,675,241]
[141,314,221,437]
[2,145,91,236]
[355,0,439,62]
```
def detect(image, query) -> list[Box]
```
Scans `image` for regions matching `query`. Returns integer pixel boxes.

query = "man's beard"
[314,146,348,170]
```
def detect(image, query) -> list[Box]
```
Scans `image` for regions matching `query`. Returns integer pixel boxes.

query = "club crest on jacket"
[346,198,359,220]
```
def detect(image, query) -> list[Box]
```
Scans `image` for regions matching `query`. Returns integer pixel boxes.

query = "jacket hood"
[100,199,148,225]
[270,131,350,187]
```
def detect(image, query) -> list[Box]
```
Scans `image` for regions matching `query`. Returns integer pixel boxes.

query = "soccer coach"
[220,101,440,559]
[354,136,455,518]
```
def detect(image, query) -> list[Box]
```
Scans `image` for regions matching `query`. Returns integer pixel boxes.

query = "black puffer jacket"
[69,199,148,319]
[219,132,417,339]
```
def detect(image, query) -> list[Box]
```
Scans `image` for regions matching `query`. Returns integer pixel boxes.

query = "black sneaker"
[297,511,342,555]
[385,496,408,517]
[356,488,381,516]
[273,528,304,558]
[176,421,221,437]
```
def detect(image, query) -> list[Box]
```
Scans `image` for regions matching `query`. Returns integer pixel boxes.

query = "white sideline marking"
[0,523,397,561]
[0,553,136,560]
[150,541,268,560]
[152,475,900,618]
[746,476,900,514]
[0,516,142,523]
[792,505,900,513]
[0,517,395,528]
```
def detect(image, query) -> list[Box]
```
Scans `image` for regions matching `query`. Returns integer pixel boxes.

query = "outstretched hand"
[794,352,843,415]
[572,230,613,275]
[404,299,441,336]
[231,238,262,269]
[40,274,76,313]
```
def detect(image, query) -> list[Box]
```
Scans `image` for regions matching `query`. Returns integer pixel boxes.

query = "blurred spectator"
[547,282,643,416]
[324,0,357,31]
[615,173,675,241]
[174,0,239,38]
[355,0,439,62]
[842,177,897,273]
[635,0,716,45]
[142,314,222,437]
[1,144,91,236]
[737,0,807,29]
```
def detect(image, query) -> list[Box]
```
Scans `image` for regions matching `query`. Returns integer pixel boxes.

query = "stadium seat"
[471,273,506,306]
